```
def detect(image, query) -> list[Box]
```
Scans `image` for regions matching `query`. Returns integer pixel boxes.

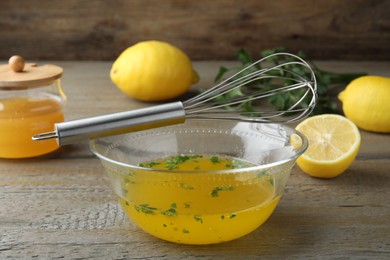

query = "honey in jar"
[0,56,66,158]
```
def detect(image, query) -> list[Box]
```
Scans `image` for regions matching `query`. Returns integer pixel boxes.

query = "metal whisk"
[33,53,317,146]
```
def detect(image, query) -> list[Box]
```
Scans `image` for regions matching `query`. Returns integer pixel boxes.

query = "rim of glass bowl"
[89,123,308,175]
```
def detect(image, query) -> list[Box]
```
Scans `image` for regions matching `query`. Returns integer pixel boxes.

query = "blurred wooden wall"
[0,0,389,61]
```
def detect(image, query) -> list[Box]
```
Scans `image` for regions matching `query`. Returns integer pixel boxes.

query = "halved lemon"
[295,114,361,178]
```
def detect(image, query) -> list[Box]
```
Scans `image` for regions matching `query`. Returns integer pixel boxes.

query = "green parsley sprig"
[214,47,366,115]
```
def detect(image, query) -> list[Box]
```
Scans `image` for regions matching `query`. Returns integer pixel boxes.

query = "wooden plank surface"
[0,60,389,259]
[0,0,390,61]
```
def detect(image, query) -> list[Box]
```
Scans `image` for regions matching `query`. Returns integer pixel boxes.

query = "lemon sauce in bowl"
[90,121,307,245]
[116,155,282,244]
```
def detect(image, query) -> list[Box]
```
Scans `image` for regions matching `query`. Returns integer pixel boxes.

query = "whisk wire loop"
[183,52,317,123]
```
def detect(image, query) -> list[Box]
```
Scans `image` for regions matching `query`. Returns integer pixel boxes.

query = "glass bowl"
[90,120,307,245]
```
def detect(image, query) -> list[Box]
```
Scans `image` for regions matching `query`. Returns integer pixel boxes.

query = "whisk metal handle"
[33,101,186,146]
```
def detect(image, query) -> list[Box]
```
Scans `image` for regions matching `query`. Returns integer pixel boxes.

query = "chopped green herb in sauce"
[210,156,221,164]
[134,204,158,214]
[194,215,203,223]
[138,161,161,167]
[164,155,202,170]
[161,203,177,216]
[211,186,235,197]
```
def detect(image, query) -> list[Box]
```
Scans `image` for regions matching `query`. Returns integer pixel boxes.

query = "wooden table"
[1,60,389,259]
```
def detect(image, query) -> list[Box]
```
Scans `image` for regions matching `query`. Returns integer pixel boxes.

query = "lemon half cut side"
[294,114,361,178]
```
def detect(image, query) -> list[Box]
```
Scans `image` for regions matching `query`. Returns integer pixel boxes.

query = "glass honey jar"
[0,56,66,158]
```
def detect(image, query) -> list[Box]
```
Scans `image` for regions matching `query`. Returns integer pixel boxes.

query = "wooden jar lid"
[0,55,63,89]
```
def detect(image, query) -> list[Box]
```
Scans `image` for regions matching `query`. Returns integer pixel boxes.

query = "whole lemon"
[338,75,390,133]
[110,41,199,102]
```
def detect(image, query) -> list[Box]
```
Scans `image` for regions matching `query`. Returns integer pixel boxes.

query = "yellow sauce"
[0,97,63,158]
[118,155,280,244]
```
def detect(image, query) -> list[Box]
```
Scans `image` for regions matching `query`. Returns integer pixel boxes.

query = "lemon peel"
[338,75,390,133]
[110,41,199,102]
